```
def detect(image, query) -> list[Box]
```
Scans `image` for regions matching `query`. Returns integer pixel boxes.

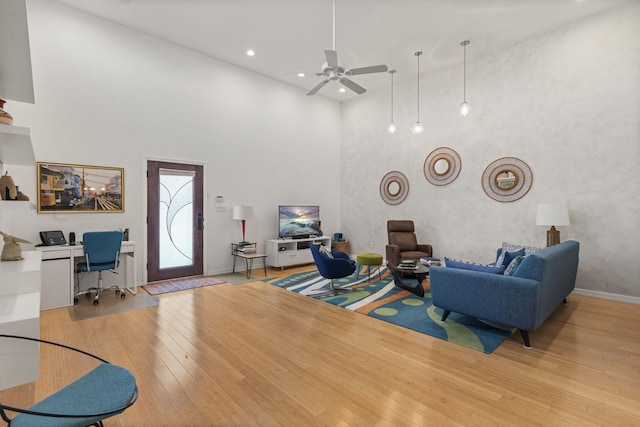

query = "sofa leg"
[563,298,567,304]
[441,310,451,322]
[519,330,532,349]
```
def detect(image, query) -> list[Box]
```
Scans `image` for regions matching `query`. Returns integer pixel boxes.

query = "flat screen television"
[278,205,320,239]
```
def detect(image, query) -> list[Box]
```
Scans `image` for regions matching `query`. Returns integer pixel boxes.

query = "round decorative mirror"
[387,181,401,196]
[495,170,518,190]
[380,171,409,205]
[482,157,533,202]
[424,147,461,186]
[433,158,450,175]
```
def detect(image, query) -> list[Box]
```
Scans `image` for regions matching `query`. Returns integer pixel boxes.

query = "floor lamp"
[536,204,570,247]
[233,205,254,245]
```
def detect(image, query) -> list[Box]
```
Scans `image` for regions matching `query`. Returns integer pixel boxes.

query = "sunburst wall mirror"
[380,171,409,205]
[424,147,462,186]
[481,157,533,202]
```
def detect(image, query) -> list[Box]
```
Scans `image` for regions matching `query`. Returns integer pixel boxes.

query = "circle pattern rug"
[264,267,512,354]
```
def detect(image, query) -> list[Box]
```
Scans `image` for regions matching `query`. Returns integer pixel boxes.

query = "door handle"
[197,213,204,231]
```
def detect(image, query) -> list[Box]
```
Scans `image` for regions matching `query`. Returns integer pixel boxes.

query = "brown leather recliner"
[386,220,433,261]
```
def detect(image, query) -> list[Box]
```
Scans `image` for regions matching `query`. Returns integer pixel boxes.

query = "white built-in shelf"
[0,125,34,165]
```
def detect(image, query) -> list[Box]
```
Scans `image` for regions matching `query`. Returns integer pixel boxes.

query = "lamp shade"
[536,204,569,226]
[232,205,254,221]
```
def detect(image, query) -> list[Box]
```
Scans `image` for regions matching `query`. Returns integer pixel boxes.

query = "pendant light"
[387,69,397,134]
[460,40,470,117]
[412,51,424,134]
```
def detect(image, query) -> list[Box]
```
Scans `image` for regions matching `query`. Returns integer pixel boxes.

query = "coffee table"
[387,260,429,297]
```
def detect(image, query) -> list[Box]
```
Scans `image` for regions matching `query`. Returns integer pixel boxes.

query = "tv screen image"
[279,205,320,238]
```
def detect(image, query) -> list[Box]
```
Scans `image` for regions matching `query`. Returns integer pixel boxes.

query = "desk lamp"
[232,205,254,245]
[536,204,570,247]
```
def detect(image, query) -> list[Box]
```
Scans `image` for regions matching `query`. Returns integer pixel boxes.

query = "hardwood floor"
[2,265,640,426]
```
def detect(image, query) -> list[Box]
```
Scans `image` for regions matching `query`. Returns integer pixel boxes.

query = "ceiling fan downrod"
[332,0,336,52]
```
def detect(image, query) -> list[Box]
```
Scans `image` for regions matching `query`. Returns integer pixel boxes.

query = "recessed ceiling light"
[339,88,346,93]
[246,49,255,57]
[297,73,305,77]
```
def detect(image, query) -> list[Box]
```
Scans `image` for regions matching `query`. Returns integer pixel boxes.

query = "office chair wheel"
[93,299,99,305]
[74,297,79,304]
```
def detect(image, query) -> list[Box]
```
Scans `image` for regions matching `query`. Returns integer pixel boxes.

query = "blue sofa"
[429,240,580,348]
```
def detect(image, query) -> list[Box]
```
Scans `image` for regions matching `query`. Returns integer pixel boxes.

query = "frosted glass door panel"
[159,170,194,269]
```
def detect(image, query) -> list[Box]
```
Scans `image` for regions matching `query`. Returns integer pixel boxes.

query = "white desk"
[36,241,136,310]
[0,251,41,390]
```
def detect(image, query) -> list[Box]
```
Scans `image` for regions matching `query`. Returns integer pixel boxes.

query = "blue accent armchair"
[309,243,356,294]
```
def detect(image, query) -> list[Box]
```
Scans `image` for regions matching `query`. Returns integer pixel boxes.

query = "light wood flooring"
[2,265,640,426]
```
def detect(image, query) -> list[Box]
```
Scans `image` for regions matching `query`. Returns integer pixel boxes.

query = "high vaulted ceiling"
[55,0,628,101]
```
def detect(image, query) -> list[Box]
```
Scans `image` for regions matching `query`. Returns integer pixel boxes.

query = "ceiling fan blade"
[280,71,324,77]
[339,78,366,95]
[280,71,324,76]
[324,49,339,68]
[307,79,330,95]
[347,64,389,76]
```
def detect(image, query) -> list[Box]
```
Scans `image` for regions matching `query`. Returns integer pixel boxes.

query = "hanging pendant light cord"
[463,42,467,103]
[416,52,421,122]
[391,71,394,122]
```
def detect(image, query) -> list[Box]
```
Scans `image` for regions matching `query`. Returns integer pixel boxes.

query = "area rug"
[69,290,158,321]
[264,267,512,353]
[142,276,226,295]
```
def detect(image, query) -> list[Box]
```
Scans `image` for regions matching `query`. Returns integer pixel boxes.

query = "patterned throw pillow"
[319,245,333,258]
[502,242,542,256]
[504,255,525,276]
[444,257,506,274]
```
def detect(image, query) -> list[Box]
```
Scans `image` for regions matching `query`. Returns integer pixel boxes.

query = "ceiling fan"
[290,0,388,96]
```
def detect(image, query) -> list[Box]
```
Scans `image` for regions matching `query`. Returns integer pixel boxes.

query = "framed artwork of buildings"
[37,162,124,213]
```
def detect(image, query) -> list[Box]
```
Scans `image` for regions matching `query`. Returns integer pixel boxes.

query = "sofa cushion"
[504,255,525,276]
[444,257,506,274]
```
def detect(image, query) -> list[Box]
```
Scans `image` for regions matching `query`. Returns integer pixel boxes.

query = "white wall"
[342,2,640,298]
[4,0,343,280]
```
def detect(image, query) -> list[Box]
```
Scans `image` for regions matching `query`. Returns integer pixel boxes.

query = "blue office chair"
[0,334,138,427]
[75,231,124,305]
[309,243,356,294]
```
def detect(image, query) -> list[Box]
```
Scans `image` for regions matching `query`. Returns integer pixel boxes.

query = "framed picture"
[37,162,124,213]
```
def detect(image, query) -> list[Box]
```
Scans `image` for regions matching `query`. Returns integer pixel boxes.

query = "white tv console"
[266,236,331,269]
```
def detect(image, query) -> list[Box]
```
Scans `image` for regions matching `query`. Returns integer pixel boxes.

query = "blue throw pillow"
[501,248,525,268]
[504,255,525,276]
[444,257,506,274]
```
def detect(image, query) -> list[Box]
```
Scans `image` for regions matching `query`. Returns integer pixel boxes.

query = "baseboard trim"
[573,288,640,305]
